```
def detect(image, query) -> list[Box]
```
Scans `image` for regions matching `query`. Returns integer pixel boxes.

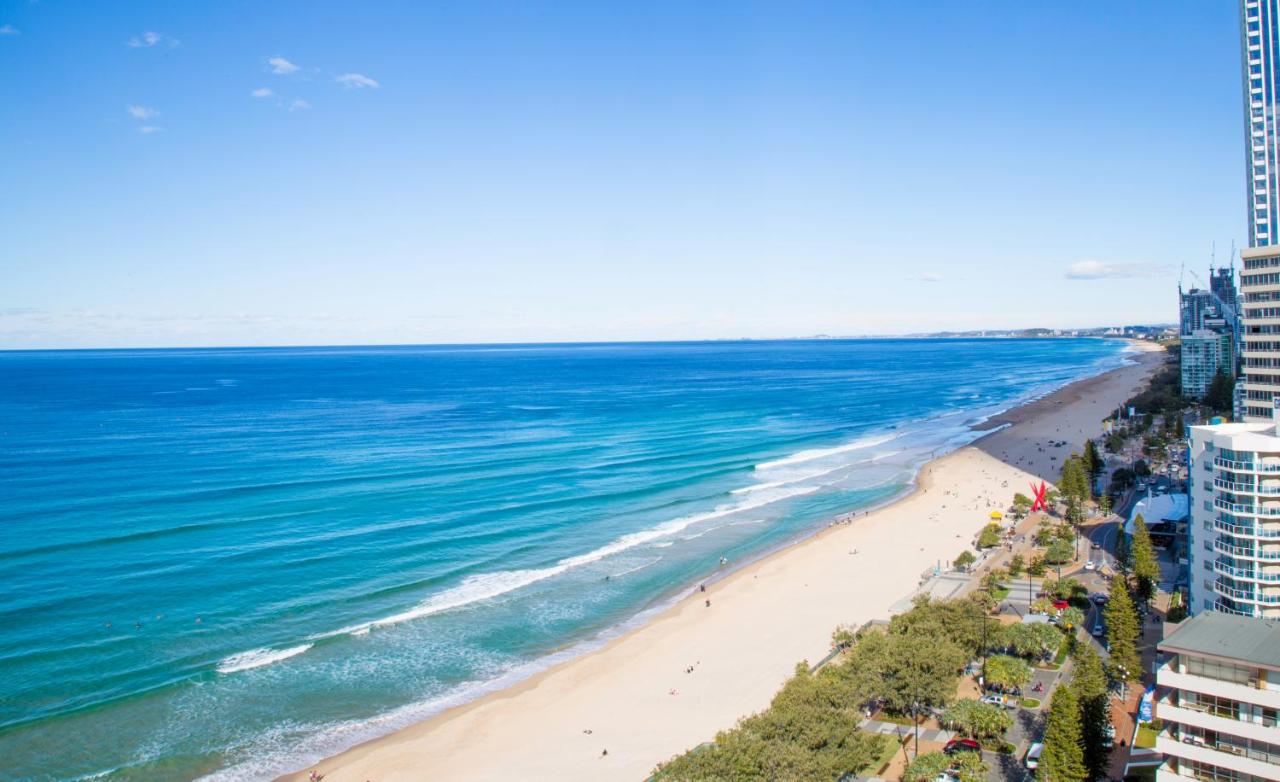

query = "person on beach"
[705,599,711,607]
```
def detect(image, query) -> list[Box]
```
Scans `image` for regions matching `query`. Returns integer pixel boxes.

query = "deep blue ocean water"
[0,339,1129,781]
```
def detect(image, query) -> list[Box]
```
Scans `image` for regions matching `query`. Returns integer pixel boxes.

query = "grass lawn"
[1019,698,1041,709]
[1135,724,1159,749]
[871,732,904,775]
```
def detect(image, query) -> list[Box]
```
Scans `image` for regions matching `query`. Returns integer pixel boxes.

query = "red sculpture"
[1030,481,1048,512]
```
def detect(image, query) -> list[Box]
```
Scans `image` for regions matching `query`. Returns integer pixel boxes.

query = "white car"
[1026,742,1044,770]
[1084,561,1096,571]
[980,694,1011,709]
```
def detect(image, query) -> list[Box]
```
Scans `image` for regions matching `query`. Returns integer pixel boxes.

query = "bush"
[978,522,1002,549]
[940,699,1013,741]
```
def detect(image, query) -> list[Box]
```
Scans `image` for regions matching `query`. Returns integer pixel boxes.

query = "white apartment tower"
[1188,418,1280,617]
[1155,613,1280,782]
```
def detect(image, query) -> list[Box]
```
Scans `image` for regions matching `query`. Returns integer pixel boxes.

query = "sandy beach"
[285,341,1166,782]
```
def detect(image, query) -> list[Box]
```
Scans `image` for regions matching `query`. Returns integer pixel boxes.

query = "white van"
[1026,742,1044,770]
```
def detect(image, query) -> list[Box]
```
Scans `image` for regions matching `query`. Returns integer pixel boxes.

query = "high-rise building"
[1240,247,1280,419]
[1153,612,1280,782]
[1240,1,1280,418]
[1184,274,1239,400]
[1244,1,1280,248]
[1186,419,1280,618]
[1185,330,1236,399]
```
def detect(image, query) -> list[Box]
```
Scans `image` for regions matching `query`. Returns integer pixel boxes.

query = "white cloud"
[917,272,943,282]
[0,24,19,36]
[268,56,299,75]
[138,126,164,135]
[1064,260,1174,280]
[128,104,157,120]
[288,98,311,111]
[251,87,274,98]
[336,72,379,89]
[128,31,178,48]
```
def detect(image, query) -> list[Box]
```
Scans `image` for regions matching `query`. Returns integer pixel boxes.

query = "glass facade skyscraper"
[1244,1,1280,247]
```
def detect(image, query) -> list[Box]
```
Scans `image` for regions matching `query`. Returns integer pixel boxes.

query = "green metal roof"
[1160,612,1280,669]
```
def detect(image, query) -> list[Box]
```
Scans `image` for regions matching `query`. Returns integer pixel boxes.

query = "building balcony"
[1213,518,1280,540]
[1212,579,1280,605]
[1214,538,1280,560]
[1213,559,1280,582]
[1157,703,1280,745]
[1214,497,1280,517]
[1157,664,1280,709]
[1154,734,1280,781]
[1216,457,1280,474]
[1213,478,1280,496]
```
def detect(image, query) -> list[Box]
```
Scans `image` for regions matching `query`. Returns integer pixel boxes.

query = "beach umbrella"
[989,511,1003,520]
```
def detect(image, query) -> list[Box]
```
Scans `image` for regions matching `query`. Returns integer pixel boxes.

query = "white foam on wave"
[216,644,313,674]
[611,557,662,578]
[322,484,819,639]
[754,433,899,472]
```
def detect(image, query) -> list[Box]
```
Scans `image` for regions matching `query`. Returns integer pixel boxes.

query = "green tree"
[1059,457,1088,525]
[978,522,1002,549]
[905,751,988,782]
[983,654,1033,690]
[1045,538,1074,565]
[1084,439,1103,482]
[940,699,1013,741]
[1104,583,1141,683]
[1028,555,1047,577]
[1007,553,1025,577]
[651,657,889,781]
[1071,644,1113,781]
[1059,606,1085,633]
[1013,492,1033,515]
[954,550,976,571]
[1115,528,1131,574]
[1041,686,1088,782]
[1131,515,1159,603]
[1098,491,1112,517]
[1204,368,1234,413]
[903,752,951,782]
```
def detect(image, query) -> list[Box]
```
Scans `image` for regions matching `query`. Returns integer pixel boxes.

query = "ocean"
[0,338,1129,781]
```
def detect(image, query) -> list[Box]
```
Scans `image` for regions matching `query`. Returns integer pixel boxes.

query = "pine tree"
[1083,439,1103,484]
[1071,644,1112,780]
[1104,583,1141,683]
[1115,528,1131,574]
[1131,514,1159,603]
[1204,369,1234,413]
[1041,686,1088,782]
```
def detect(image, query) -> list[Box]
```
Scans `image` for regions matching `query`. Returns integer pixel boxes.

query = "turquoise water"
[0,338,1128,781]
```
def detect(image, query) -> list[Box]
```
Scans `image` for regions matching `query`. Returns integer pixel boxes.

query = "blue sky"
[0,1,1248,348]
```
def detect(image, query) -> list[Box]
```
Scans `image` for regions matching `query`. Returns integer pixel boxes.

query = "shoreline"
[280,341,1166,782]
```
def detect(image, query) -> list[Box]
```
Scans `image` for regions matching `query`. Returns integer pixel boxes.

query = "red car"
[944,738,982,755]
[1052,599,1069,611]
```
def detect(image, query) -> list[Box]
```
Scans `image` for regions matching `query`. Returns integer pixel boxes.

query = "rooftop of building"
[1126,493,1188,533]
[1159,612,1280,669]
[1190,421,1280,451]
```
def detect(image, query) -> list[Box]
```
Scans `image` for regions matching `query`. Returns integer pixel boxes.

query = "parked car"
[1092,622,1104,637]
[1093,593,1109,605]
[1052,599,1069,612]
[1025,742,1045,770]
[1084,560,1096,571]
[944,738,982,755]
[980,694,1011,709]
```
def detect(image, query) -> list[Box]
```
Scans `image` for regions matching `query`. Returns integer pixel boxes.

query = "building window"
[1184,655,1255,686]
